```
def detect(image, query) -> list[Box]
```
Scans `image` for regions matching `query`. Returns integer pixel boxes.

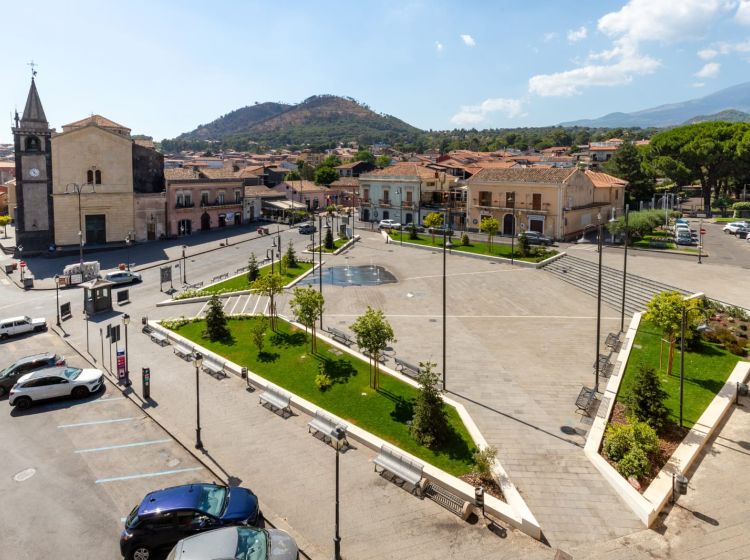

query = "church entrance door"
[85,214,107,245]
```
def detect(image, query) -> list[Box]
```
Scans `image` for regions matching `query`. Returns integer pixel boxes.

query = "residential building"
[334,161,375,177]
[271,180,330,212]
[465,167,626,240]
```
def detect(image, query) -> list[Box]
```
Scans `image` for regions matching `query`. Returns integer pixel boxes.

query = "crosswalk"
[193,292,288,318]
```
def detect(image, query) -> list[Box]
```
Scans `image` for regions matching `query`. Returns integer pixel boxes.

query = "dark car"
[120,483,262,560]
[427,226,454,237]
[298,223,317,235]
[0,352,65,397]
[521,231,554,246]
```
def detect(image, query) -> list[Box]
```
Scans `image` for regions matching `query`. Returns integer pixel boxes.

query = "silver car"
[166,526,298,560]
[9,366,104,409]
[105,270,143,285]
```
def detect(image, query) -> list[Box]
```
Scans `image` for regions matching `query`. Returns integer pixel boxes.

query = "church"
[12,75,165,255]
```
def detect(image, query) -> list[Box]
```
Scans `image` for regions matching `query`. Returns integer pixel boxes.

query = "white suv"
[0,315,47,340]
[378,219,401,229]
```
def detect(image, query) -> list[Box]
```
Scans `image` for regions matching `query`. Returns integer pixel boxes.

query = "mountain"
[173,95,422,147]
[682,109,750,124]
[560,82,750,128]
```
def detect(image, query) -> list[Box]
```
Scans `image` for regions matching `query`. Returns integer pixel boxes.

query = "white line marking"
[230,296,242,314]
[240,295,251,314]
[78,397,126,405]
[251,295,261,315]
[263,298,270,315]
[222,297,233,311]
[95,466,203,484]
[324,314,622,320]
[58,417,140,429]
[75,439,172,454]
[195,300,209,318]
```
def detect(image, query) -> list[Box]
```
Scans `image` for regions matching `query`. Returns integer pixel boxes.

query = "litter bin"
[23,277,34,289]
[4,264,14,274]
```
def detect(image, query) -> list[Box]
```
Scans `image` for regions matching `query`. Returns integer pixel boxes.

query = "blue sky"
[3,0,750,143]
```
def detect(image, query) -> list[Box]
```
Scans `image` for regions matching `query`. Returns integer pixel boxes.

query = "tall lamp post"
[332,427,346,560]
[595,212,603,393]
[442,215,448,392]
[509,191,516,265]
[182,245,187,284]
[54,274,61,327]
[66,182,94,268]
[193,352,204,449]
[125,233,132,271]
[679,304,710,427]
[620,206,629,333]
[122,314,131,387]
[397,188,403,246]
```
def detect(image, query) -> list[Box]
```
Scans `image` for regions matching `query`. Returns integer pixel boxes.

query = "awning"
[263,199,306,211]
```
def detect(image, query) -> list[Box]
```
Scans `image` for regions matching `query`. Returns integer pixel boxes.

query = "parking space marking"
[75,438,172,454]
[195,300,209,318]
[252,295,262,315]
[58,416,140,429]
[77,396,127,405]
[241,295,251,314]
[95,466,203,484]
[230,296,242,314]
[263,298,270,315]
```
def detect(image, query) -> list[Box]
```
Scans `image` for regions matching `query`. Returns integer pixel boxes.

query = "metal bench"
[308,410,348,447]
[174,343,193,360]
[327,327,353,346]
[150,332,169,347]
[605,332,622,352]
[575,386,597,416]
[593,354,613,377]
[373,445,427,496]
[259,385,292,416]
[394,357,421,378]
[202,357,227,379]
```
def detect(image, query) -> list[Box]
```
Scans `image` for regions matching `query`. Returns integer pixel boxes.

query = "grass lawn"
[202,261,314,294]
[390,232,556,263]
[170,318,476,475]
[312,237,349,253]
[713,217,741,223]
[617,319,743,428]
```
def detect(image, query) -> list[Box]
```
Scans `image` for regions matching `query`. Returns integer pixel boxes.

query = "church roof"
[61,115,131,137]
[21,78,48,129]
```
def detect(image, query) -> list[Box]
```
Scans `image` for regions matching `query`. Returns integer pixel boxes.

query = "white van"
[0,315,48,340]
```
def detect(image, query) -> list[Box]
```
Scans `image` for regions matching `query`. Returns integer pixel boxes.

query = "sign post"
[142,367,151,400]
[698,219,704,265]
[116,349,126,382]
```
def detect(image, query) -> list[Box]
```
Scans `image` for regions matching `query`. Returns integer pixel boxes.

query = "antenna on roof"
[27,60,38,78]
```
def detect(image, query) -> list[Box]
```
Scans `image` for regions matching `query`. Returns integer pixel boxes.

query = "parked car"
[120,483,262,560]
[675,231,694,245]
[166,526,298,560]
[8,366,103,409]
[378,219,401,230]
[427,226,454,237]
[0,315,47,340]
[521,231,554,246]
[722,221,749,234]
[298,223,316,235]
[0,352,65,397]
[105,270,142,285]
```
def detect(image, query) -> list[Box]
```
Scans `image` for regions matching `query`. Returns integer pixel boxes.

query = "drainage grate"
[425,483,467,516]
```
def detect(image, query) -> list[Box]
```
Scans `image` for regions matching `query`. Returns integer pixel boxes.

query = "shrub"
[251,318,267,353]
[247,253,260,282]
[324,227,335,250]
[315,364,333,391]
[473,446,498,482]
[732,201,750,217]
[284,241,298,268]
[630,421,659,455]
[409,223,419,240]
[203,295,229,341]
[617,446,650,479]
[461,233,470,246]
[518,233,530,257]
[627,365,669,430]
[410,362,449,448]
[603,423,632,462]
[160,316,197,330]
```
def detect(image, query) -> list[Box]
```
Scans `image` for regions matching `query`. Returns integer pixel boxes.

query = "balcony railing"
[174,202,195,209]
[200,200,242,209]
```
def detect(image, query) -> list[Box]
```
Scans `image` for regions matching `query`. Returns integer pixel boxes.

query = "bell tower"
[12,64,55,254]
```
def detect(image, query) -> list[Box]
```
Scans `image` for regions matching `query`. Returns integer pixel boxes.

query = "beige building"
[465,168,626,240]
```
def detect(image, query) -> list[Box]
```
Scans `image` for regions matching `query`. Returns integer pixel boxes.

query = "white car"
[167,526,299,560]
[0,315,47,340]
[378,219,401,229]
[722,221,749,234]
[105,270,142,285]
[9,366,104,409]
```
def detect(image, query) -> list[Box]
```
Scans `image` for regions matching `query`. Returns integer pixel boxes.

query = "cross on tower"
[27,60,38,77]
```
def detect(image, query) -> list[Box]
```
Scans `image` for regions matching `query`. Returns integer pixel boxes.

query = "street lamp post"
[620,207,629,333]
[182,245,187,284]
[54,274,60,327]
[123,314,131,387]
[442,220,448,392]
[509,191,516,265]
[125,233,132,271]
[332,427,345,560]
[66,182,94,268]
[18,245,24,282]
[595,213,603,393]
[267,248,274,274]
[397,188,403,246]
[193,352,204,449]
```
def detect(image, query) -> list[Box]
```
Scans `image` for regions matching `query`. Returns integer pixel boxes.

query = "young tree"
[204,294,229,341]
[423,212,444,245]
[627,364,669,430]
[376,155,392,168]
[644,291,700,376]
[289,286,325,352]
[0,215,10,238]
[247,253,260,282]
[284,240,298,268]
[320,154,342,168]
[284,170,301,181]
[314,166,339,186]
[251,273,286,329]
[479,216,499,252]
[353,149,376,165]
[251,318,267,354]
[410,361,449,448]
[518,231,531,257]
[324,226,335,250]
[351,306,396,389]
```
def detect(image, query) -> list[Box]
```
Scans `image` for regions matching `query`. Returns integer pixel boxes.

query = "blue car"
[120,483,261,560]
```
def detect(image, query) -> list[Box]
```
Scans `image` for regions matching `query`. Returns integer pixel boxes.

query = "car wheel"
[0,333,8,340]
[13,396,31,409]
[0,386,5,397]
[129,546,152,560]
[72,386,89,399]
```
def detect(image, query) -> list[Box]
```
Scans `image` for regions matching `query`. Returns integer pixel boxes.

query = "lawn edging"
[148,317,541,541]
[305,235,360,255]
[385,236,563,269]
[584,307,750,527]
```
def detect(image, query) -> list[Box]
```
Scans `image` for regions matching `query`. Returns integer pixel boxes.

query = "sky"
[3,0,750,143]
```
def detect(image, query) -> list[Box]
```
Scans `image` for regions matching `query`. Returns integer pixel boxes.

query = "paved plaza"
[2,222,749,559]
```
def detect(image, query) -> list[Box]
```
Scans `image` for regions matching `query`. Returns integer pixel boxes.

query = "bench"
[174,343,193,361]
[575,386,597,416]
[327,327,354,346]
[373,445,427,496]
[202,357,227,379]
[605,332,621,352]
[259,385,292,416]
[150,332,169,347]
[394,357,421,378]
[308,410,349,447]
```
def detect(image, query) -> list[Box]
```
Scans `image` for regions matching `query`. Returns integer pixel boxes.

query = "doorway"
[147,222,156,241]
[503,213,515,236]
[85,214,106,245]
[201,212,211,231]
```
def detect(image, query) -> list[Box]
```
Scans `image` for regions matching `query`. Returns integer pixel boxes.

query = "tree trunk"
[667,338,675,376]
[311,324,316,353]
[701,179,711,217]
[374,354,379,390]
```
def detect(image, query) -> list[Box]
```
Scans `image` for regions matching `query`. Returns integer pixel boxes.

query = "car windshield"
[234,527,268,560]
[62,367,82,380]
[0,363,15,378]
[197,485,228,517]
[126,505,140,529]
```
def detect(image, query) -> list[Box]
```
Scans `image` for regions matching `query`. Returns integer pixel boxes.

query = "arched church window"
[87,170,94,184]
[95,170,102,184]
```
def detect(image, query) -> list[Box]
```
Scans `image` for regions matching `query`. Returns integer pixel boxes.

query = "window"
[201,191,209,205]
[383,189,390,203]
[25,136,40,151]
[217,191,225,204]
[235,190,241,203]
[87,170,94,184]
[478,191,492,207]
[405,191,413,203]
[532,193,542,211]
[176,193,185,207]
[505,192,515,209]
[184,192,192,206]
[363,188,369,202]
[615,190,619,200]
[95,170,102,184]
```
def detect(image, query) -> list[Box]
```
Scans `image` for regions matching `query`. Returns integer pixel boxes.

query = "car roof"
[22,366,69,380]
[2,316,30,322]
[10,352,56,365]
[138,484,222,517]
[174,526,241,558]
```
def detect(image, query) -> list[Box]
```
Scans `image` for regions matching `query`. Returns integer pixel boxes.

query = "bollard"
[672,472,688,503]
[142,367,151,400]
[475,486,485,516]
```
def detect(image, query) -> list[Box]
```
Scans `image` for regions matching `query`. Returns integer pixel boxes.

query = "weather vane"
[27,60,38,77]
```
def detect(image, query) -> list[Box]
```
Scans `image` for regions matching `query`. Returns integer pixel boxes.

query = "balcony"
[174,202,195,210]
[378,199,393,207]
[200,200,243,209]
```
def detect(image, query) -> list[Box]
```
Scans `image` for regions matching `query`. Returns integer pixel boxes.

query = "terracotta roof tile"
[467,167,577,184]
[201,168,240,180]
[165,168,201,181]
[329,177,359,188]
[361,162,445,181]
[584,170,628,188]
[62,114,131,133]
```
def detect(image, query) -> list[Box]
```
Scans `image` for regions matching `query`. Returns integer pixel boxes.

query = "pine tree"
[324,226,335,250]
[204,294,229,341]
[627,364,669,430]
[247,253,260,282]
[284,240,298,268]
[410,361,449,448]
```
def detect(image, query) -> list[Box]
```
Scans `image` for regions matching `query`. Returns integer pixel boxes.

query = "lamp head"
[333,427,346,450]
[123,314,130,326]
[193,351,203,368]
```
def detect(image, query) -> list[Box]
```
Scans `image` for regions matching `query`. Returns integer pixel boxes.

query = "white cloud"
[567,26,588,43]
[451,98,524,126]
[698,48,719,60]
[435,41,443,53]
[460,34,476,47]
[692,82,706,88]
[697,38,750,60]
[528,0,732,97]
[695,62,721,78]
[543,32,558,42]
[736,0,750,24]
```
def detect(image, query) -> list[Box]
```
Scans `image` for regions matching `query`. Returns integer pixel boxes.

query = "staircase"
[542,254,690,316]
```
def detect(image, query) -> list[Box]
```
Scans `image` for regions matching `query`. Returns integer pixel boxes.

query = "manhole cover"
[560,426,577,435]
[13,468,36,482]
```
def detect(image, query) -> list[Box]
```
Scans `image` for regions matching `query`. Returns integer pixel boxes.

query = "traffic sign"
[19,261,26,268]
[700,229,706,234]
